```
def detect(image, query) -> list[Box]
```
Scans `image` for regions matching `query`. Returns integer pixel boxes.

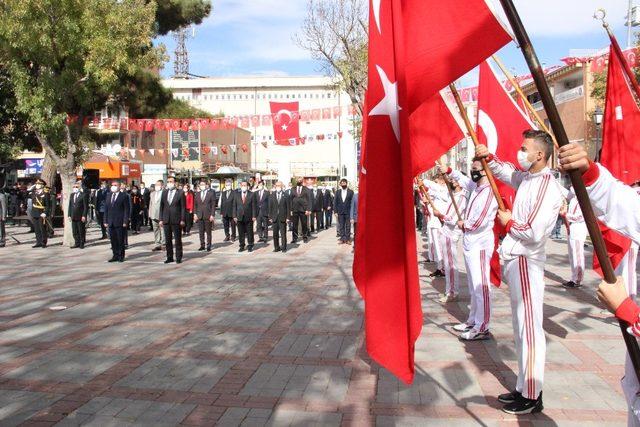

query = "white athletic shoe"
[460,329,491,341]
[453,323,473,332]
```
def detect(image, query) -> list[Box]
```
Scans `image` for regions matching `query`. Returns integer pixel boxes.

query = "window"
[286,94,289,99]
[216,95,219,100]
[327,93,331,99]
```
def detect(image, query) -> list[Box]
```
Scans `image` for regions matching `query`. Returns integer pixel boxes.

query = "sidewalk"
[0,225,629,426]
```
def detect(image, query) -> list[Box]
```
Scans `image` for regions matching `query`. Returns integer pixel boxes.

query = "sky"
[156,0,634,87]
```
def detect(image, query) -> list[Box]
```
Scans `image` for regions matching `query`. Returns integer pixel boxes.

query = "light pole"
[593,106,604,161]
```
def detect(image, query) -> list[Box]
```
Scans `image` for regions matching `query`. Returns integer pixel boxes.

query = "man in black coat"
[103,180,130,261]
[232,180,258,252]
[31,178,51,248]
[323,187,334,229]
[334,178,354,244]
[254,181,270,243]
[159,176,186,263]
[290,179,311,243]
[140,182,151,228]
[310,184,324,233]
[194,179,217,252]
[219,179,236,241]
[95,182,109,239]
[268,181,291,253]
[68,180,89,249]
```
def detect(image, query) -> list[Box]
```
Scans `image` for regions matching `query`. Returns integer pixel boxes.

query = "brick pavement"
[0,222,633,426]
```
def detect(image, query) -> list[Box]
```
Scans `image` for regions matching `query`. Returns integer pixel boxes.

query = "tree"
[157,99,219,119]
[295,0,368,116]
[154,0,212,36]
[0,0,165,245]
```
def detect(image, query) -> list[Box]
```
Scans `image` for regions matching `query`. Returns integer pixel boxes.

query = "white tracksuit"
[424,181,449,270]
[582,162,640,427]
[565,196,587,284]
[439,190,467,296]
[489,157,563,400]
[451,170,499,332]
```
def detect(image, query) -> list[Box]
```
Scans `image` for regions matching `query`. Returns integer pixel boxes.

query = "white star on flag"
[369,65,401,141]
[282,124,288,131]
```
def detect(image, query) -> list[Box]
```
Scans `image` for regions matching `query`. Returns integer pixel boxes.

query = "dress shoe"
[70,245,78,249]
[291,239,298,244]
[231,237,237,242]
[176,259,182,264]
[273,248,281,252]
[224,236,230,242]
[79,245,85,249]
[303,238,308,243]
[239,247,245,252]
[41,244,47,248]
[248,246,253,252]
[206,245,211,252]
[32,244,42,248]
[282,248,287,253]
[118,258,125,263]
[108,257,118,262]
[198,246,205,251]
[164,258,174,264]
[152,246,161,251]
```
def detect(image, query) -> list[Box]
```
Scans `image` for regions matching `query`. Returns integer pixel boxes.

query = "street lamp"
[593,106,604,161]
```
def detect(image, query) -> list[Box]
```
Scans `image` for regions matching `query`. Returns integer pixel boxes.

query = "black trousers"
[338,214,351,242]
[314,211,323,231]
[415,207,424,230]
[237,219,254,248]
[256,215,269,240]
[33,216,47,246]
[164,223,183,260]
[142,207,149,226]
[131,211,141,232]
[325,210,333,228]
[291,212,308,242]
[353,222,357,248]
[0,220,5,245]
[108,225,125,259]
[71,220,86,247]
[185,212,193,233]
[223,216,236,239]
[96,211,107,237]
[198,219,213,247]
[272,220,287,250]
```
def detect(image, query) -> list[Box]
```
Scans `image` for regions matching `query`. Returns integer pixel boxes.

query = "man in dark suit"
[254,181,270,243]
[194,179,216,252]
[159,176,186,263]
[68,180,89,249]
[140,182,151,228]
[103,180,130,261]
[334,178,354,244]
[219,179,236,242]
[95,182,109,239]
[31,178,51,248]
[290,179,311,243]
[268,181,291,253]
[310,184,324,233]
[323,187,334,229]
[232,180,257,252]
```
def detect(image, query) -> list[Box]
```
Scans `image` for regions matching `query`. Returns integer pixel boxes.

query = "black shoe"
[70,245,78,249]
[164,258,174,264]
[152,246,161,252]
[79,245,85,249]
[239,247,245,252]
[118,258,124,262]
[231,237,237,242]
[562,281,581,288]
[429,269,445,278]
[273,248,281,252]
[498,390,521,404]
[41,244,47,248]
[224,236,230,242]
[124,245,129,249]
[101,235,108,240]
[108,257,118,263]
[32,244,42,248]
[248,246,253,252]
[291,239,298,244]
[207,245,211,252]
[176,259,182,264]
[303,238,308,243]
[502,393,543,415]
[198,246,205,251]
[282,248,287,253]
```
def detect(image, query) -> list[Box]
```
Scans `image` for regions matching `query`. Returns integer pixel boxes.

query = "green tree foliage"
[156,99,219,119]
[154,0,212,36]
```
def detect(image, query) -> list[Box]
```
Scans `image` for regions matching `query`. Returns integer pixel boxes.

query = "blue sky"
[156,0,633,86]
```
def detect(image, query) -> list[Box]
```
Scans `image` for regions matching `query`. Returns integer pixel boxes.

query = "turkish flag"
[593,45,638,275]
[353,0,509,384]
[270,102,300,146]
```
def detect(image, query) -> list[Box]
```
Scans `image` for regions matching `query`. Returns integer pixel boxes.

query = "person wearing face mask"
[476,129,564,415]
[232,180,258,252]
[95,182,109,239]
[68,180,89,249]
[268,181,291,253]
[439,160,498,341]
[129,185,145,235]
[103,180,130,262]
[119,182,131,248]
[323,186,334,229]
[422,175,449,276]
[148,180,165,251]
[30,179,51,248]
[310,184,324,233]
[139,182,151,229]
[560,190,587,289]
[290,178,311,244]
[159,177,186,263]
[334,178,354,244]
[254,180,270,243]
[219,180,237,242]
[194,179,216,251]
[183,183,195,236]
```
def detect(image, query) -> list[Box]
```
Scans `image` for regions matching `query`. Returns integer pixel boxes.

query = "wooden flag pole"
[499,0,640,383]
[437,165,463,221]
[448,84,506,211]
[414,178,437,212]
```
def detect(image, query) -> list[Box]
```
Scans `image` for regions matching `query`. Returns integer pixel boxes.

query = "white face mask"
[241,186,247,192]
[111,185,118,192]
[72,188,79,193]
[517,150,533,171]
[199,185,206,191]
[35,184,43,190]
[166,183,175,190]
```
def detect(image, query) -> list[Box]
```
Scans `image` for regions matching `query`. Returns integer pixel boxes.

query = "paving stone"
[0,390,63,427]
[169,331,260,356]
[0,321,84,343]
[271,334,358,359]
[77,325,168,350]
[126,306,208,323]
[206,311,280,329]
[267,409,342,426]
[292,313,363,332]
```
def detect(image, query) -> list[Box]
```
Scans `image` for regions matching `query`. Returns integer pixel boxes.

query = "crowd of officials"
[0,176,358,264]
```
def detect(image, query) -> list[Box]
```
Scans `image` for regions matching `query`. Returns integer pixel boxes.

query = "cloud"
[488,0,628,37]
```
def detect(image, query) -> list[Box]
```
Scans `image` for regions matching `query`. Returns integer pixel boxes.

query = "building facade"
[161,76,359,183]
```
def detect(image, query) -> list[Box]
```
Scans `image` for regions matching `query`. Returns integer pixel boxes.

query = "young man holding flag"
[562,191,587,288]
[476,130,564,414]
[440,160,499,340]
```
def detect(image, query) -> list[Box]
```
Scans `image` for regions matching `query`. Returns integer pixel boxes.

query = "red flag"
[270,102,300,146]
[593,45,638,275]
[354,0,510,384]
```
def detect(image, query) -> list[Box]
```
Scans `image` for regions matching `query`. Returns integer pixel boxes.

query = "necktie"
[242,192,246,203]
[201,191,205,200]
[74,193,78,203]
[111,193,116,205]
[277,193,281,203]
[298,188,301,196]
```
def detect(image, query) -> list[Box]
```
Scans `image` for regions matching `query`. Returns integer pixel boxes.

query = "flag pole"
[596,9,640,99]
[437,164,463,221]
[414,178,437,212]
[448,84,506,211]
[499,0,640,383]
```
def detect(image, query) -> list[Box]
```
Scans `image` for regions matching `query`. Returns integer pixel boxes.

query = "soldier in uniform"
[31,179,51,248]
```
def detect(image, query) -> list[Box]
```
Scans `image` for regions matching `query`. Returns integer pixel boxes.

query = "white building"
[161,76,359,183]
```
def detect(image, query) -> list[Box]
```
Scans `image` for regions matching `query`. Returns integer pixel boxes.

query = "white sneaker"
[453,323,473,332]
[460,329,491,341]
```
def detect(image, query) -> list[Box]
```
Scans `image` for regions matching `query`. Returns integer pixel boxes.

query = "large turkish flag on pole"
[353,0,511,384]
[270,102,300,146]
[593,45,638,275]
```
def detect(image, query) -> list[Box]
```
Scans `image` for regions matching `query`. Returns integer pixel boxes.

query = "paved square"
[0,225,631,425]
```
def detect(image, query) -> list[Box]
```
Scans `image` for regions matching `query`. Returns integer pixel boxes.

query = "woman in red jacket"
[184,183,194,235]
